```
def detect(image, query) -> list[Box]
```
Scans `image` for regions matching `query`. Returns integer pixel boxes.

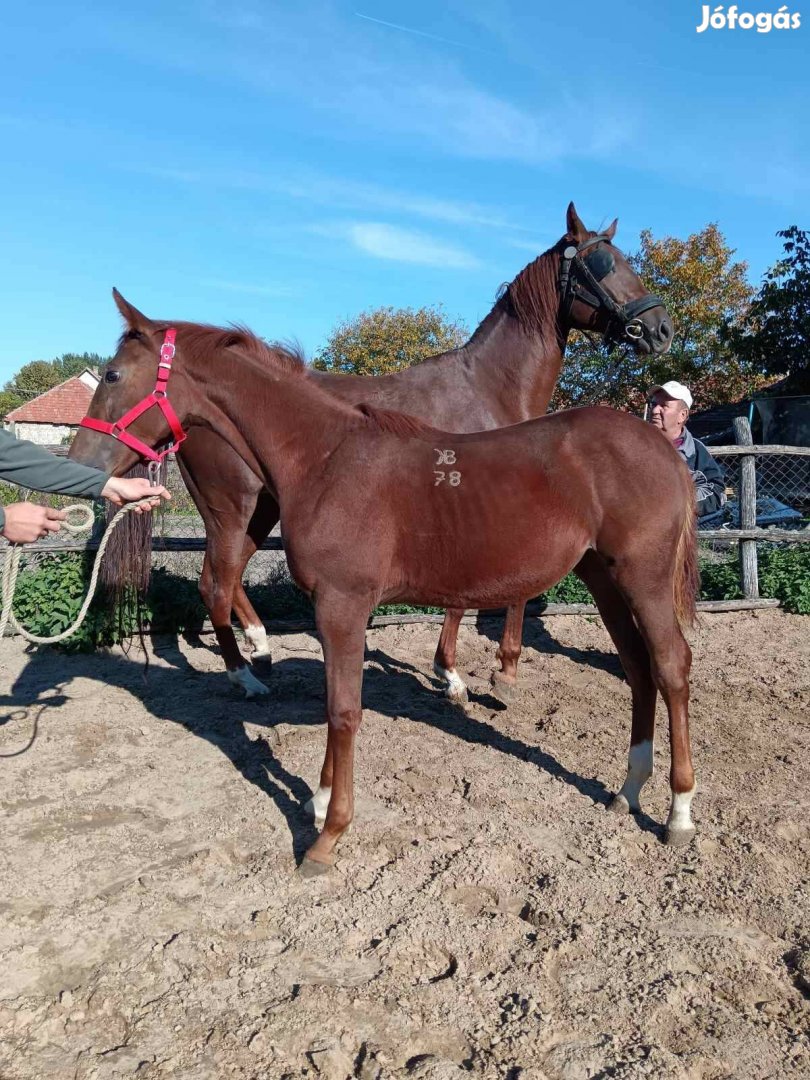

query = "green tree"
[1,352,107,420]
[552,223,764,412]
[312,305,468,376]
[726,226,810,388]
[52,352,107,380]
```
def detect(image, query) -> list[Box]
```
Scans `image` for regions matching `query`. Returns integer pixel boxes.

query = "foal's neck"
[194,346,362,497]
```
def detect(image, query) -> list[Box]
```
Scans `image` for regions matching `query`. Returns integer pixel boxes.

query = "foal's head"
[509,203,673,356]
[70,290,265,475]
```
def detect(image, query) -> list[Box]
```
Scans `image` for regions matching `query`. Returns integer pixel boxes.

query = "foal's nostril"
[659,319,672,340]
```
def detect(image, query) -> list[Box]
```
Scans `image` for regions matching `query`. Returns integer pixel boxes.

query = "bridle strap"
[557,236,664,343]
[79,328,187,463]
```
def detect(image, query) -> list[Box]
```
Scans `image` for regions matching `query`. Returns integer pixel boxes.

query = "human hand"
[2,503,67,543]
[101,477,171,512]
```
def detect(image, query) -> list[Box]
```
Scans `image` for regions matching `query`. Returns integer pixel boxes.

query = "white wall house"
[4,370,100,445]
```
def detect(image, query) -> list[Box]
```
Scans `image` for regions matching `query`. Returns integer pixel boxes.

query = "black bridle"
[559,234,665,349]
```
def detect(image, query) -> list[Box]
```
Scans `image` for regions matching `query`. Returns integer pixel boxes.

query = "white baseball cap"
[648,380,693,410]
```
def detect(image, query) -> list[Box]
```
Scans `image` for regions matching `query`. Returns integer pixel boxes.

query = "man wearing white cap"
[647,381,726,518]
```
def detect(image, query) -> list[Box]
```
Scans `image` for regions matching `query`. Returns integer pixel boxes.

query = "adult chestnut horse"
[71,310,699,873]
[123,205,671,699]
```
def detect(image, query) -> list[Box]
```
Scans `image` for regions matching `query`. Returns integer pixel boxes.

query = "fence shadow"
[473,610,625,680]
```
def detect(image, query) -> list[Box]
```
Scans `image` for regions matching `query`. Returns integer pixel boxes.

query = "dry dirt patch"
[0,611,808,1078]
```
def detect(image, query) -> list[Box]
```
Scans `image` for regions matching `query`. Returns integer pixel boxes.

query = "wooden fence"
[4,425,809,618]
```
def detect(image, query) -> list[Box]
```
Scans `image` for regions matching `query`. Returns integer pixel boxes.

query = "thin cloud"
[137,163,523,231]
[354,12,496,55]
[322,222,481,269]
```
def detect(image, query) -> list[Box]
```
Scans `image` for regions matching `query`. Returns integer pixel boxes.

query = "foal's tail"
[673,491,699,632]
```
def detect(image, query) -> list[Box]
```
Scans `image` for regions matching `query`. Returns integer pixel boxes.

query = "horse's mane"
[504,243,564,334]
[168,322,307,374]
[357,402,433,438]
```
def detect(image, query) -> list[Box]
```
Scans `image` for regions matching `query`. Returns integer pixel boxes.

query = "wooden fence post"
[733,416,759,599]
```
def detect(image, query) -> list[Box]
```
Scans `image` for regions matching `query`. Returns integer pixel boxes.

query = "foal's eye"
[105,370,121,384]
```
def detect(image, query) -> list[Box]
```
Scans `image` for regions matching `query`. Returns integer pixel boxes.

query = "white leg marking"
[304,785,331,826]
[245,624,271,658]
[616,739,654,811]
[432,662,468,702]
[666,786,697,837]
[227,665,270,698]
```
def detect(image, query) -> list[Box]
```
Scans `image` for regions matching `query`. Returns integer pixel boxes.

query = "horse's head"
[560,203,672,356]
[70,290,192,475]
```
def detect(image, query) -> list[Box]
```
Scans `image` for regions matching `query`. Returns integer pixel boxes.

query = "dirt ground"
[1,610,808,1080]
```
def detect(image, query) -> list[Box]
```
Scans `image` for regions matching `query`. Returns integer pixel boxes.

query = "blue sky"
[0,0,807,381]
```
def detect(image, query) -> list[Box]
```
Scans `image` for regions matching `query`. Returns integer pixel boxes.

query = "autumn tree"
[726,226,810,390]
[552,223,764,413]
[312,305,468,376]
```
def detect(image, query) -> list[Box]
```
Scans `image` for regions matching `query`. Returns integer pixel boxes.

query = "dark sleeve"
[692,441,726,517]
[0,429,109,529]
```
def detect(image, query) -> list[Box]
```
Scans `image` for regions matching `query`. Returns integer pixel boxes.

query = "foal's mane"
[163,322,307,374]
[167,322,434,437]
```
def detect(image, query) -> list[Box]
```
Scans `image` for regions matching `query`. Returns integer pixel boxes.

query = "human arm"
[692,443,726,518]
[0,429,169,537]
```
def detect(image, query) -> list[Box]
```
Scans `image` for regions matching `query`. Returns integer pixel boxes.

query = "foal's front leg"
[302,596,369,874]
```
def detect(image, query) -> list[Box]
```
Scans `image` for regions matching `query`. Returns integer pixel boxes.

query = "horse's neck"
[458,300,566,418]
[195,353,359,497]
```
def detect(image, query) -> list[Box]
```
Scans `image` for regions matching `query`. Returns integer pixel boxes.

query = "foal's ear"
[566,201,588,242]
[112,287,152,331]
[605,217,618,241]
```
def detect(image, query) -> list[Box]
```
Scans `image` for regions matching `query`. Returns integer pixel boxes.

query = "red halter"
[80,328,187,463]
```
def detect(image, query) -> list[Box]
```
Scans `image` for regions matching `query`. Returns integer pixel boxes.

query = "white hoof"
[304,785,331,827]
[227,666,270,698]
[665,787,697,844]
[432,662,468,703]
[244,624,272,660]
[614,740,653,813]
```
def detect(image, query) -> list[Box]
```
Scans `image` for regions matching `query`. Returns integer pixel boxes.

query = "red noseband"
[79,328,187,463]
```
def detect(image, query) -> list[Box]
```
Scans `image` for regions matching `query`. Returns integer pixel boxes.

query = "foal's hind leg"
[432,608,468,704]
[575,553,657,815]
[491,602,527,702]
[609,559,696,845]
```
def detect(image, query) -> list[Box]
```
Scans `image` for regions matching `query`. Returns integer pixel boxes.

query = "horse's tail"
[673,487,699,632]
[100,461,162,596]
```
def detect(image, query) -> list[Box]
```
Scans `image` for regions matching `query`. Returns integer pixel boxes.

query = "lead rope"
[0,497,159,644]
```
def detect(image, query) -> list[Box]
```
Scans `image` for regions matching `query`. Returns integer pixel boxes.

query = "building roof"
[5,371,99,425]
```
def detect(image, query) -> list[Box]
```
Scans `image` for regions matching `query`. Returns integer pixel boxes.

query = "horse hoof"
[607,794,631,816]
[445,686,468,706]
[490,675,515,704]
[228,667,271,699]
[298,856,332,879]
[665,825,696,848]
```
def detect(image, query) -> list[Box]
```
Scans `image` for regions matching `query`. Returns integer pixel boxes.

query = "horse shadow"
[473,609,625,679]
[0,637,320,862]
[1,627,661,861]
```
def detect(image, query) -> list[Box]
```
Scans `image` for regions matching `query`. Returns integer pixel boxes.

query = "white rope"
[1,500,156,644]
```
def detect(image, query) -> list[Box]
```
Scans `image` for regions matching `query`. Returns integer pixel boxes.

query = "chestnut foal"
[72,314,698,873]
